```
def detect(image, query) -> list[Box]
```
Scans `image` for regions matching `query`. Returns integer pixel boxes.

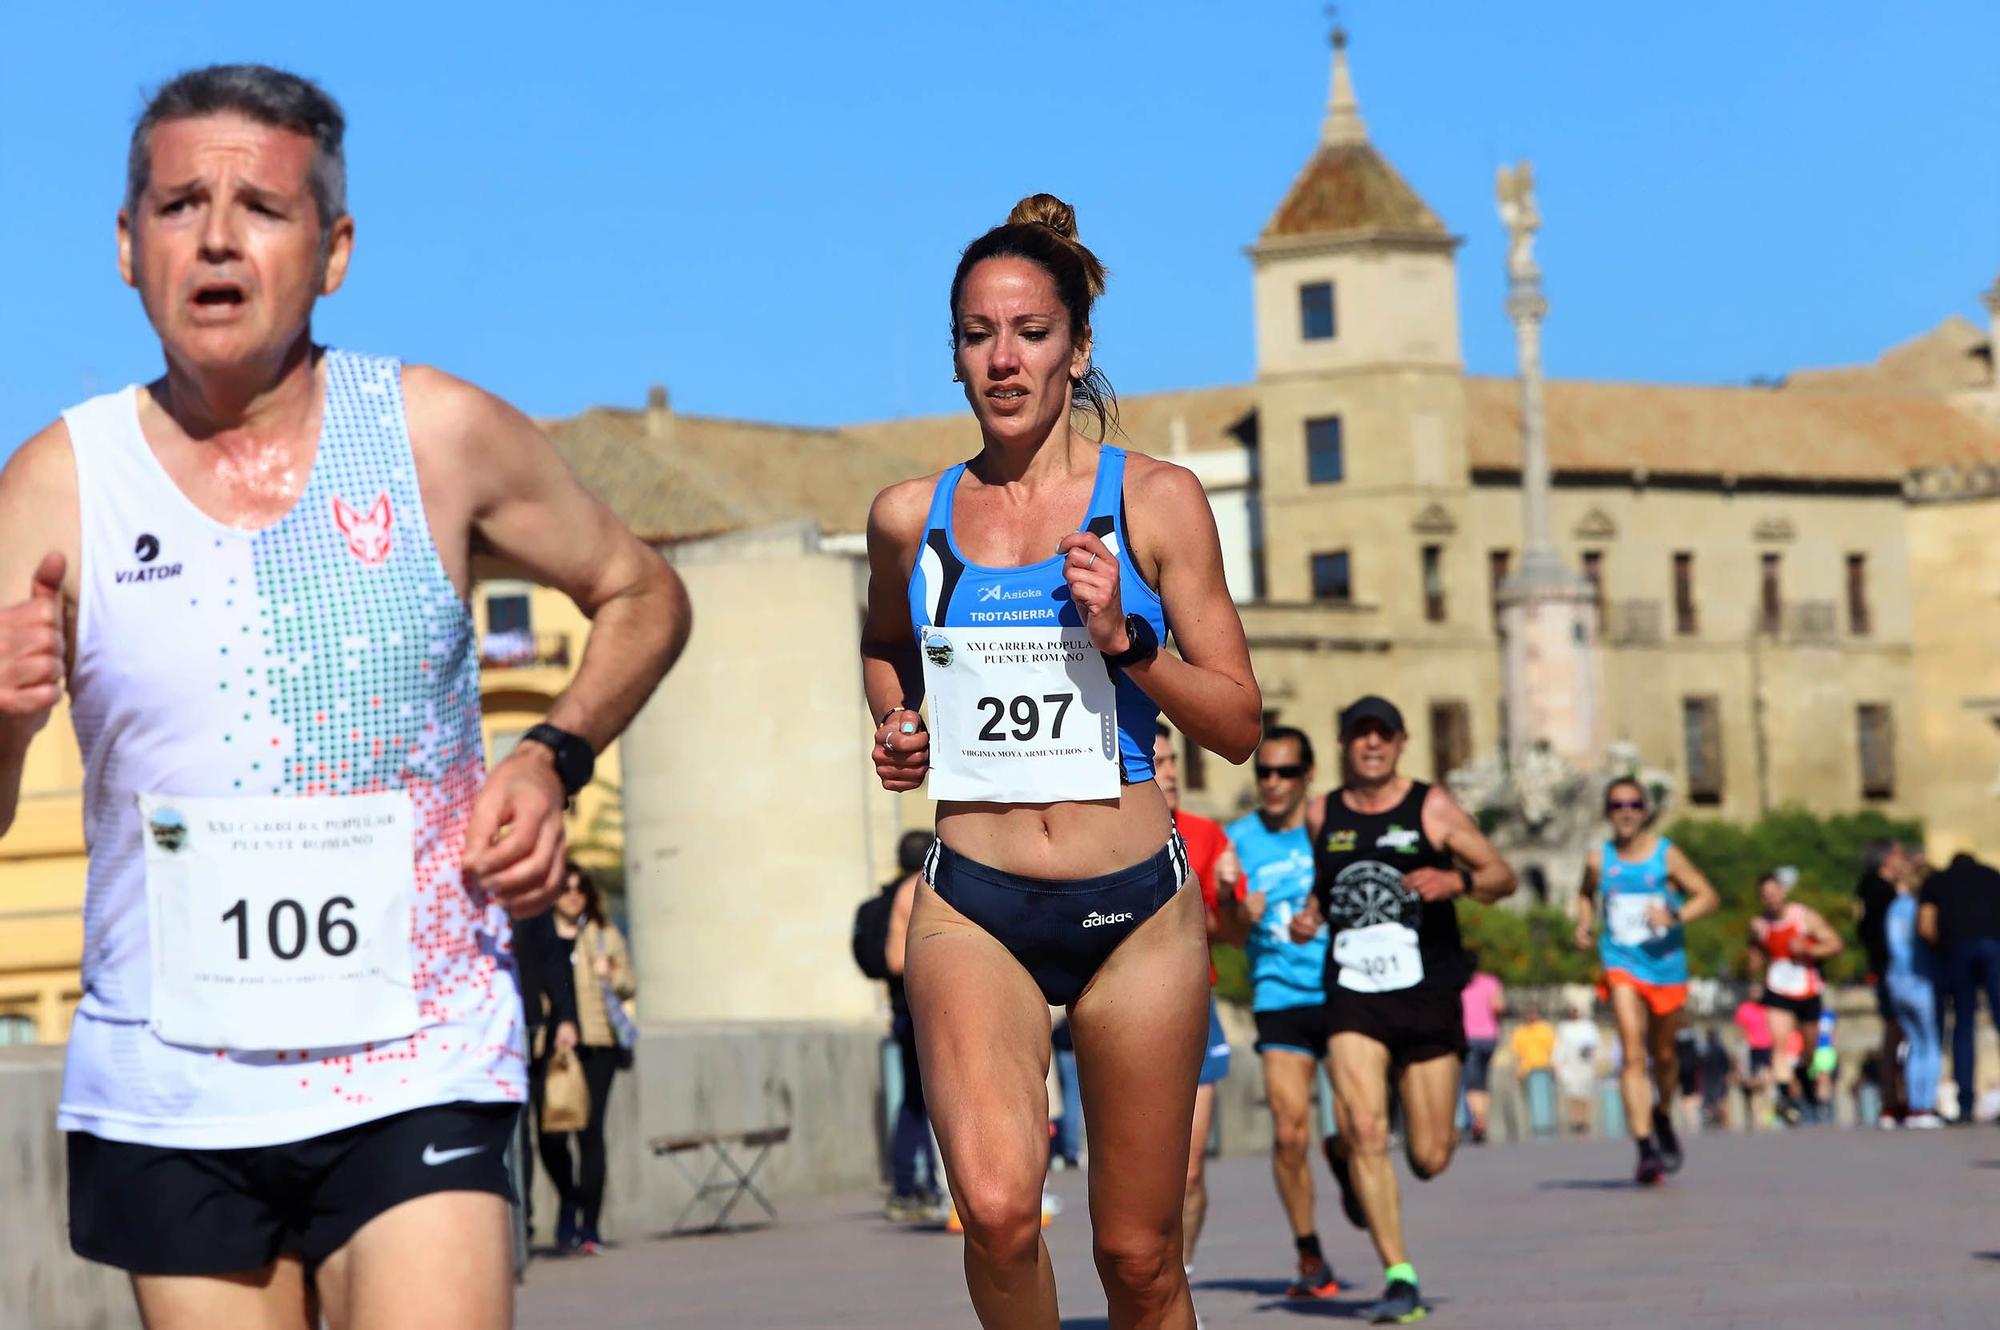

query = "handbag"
[595,925,639,1070]
[541,1048,590,1133]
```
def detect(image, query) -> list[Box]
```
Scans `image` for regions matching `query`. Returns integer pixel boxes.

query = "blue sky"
[2,2,1994,462]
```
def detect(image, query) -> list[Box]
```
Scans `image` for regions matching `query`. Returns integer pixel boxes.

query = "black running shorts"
[1326,984,1467,1069]
[68,1100,518,1275]
[1254,1003,1331,1059]
[1760,990,1824,1028]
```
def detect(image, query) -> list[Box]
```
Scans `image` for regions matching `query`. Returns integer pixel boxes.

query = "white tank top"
[57,350,527,1148]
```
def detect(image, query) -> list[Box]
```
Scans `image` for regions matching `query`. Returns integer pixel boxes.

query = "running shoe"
[1652,1109,1684,1174]
[1285,1256,1341,1299]
[1323,1135,1367,1230]
[1635,1143,1665,1186]
[885,1193,930,1223]
[1364,1279,1426,1324]
[1906,1111,1946,1129]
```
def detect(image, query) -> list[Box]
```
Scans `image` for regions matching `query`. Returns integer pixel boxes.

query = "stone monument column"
[1494,162,1602,773]
[1984,275,2000,394]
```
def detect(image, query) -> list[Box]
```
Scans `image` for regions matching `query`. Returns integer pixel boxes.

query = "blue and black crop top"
[907,445,1167,784]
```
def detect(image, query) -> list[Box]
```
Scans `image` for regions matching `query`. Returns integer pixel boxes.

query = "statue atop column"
[1495,161,1539,283]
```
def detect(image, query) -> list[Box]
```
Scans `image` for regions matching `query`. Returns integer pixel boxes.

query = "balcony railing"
[479,630,571,670]
[1754,601,1839,644]
[1602,599,1662,646]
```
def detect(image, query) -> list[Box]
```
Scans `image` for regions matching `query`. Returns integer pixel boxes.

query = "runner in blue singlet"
[859,193,1260,1328]
[1573,777,1720,1184]
[1218,725,1345,1298]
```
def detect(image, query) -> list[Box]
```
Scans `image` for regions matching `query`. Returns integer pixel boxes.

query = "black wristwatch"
[520,723,595,799]
[1458,868,1475,898]
[1102,614,1159,670]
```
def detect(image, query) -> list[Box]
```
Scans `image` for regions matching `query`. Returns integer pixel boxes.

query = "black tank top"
[1312,780,1467,994]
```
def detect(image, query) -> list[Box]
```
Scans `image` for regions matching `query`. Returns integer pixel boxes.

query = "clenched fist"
[0,553,67,735]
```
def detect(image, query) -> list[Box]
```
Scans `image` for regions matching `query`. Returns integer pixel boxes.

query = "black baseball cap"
[1338,695,1405,738]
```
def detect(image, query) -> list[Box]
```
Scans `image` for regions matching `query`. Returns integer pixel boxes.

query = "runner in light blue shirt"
[1216,726,1343,1300]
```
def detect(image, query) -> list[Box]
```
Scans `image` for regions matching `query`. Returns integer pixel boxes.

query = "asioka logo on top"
[332,494,394,565]
[977,584,1043,603]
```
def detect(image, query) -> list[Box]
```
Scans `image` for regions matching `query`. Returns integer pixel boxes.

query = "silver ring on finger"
[1087,550,1098,569]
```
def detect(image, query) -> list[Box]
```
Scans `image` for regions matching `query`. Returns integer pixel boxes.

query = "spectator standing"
[538,863,637,1254]
[1855,841,1910,1124]
[1734,996,1775,1127]
[1553,1006,1601,1136]
[517,907,581,1247]
[877,831,947,1217]
[1673,1026,1703,1132]
[1459,959,1504,1145]
[1888,858,1945,1127]
[1510,1008,1558,1139]
[1919,853,2000,1123]
[1699,1028,1733,1130]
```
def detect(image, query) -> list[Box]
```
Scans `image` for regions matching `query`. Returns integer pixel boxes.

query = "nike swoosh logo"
[422,1144,486,1167]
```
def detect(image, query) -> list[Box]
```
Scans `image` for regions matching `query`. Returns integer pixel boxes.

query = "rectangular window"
[486,592,531,637]
[1580,549,1606,621]
[1760,552,1782,636]
[1682,696,1723,804]
[1857,704,1895,799]
[1489,549,1511,628]
[1299,281,1336,340]
[1847,553,1871,637]
[481,591,536,667]
[1673,551,1697,636]
[1311,550,1352,603]
[1306,417,1344,485]
[1421,544,1446,623]
[1429,700,1471,783]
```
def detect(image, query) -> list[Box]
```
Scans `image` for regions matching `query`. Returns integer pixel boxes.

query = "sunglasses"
[1607,800,1646,812]
[1256,763,1309,780]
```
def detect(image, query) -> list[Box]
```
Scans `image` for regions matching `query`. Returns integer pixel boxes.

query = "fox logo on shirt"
[332,494,394,565]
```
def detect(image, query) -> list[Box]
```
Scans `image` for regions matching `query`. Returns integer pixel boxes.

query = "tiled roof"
[1463,376,2000,482]
[1784,316,1992,397]
[541,372,2000,549]
[1259,142,1449,244]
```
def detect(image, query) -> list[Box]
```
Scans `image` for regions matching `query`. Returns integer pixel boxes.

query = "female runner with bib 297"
[861,194,1260,1330]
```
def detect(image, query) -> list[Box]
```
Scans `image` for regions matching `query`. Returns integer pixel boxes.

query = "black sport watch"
[1101,614,1159,670]
[520,723,595,798]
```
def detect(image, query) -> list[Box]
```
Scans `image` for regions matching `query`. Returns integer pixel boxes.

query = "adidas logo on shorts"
[1081,911,1135,929]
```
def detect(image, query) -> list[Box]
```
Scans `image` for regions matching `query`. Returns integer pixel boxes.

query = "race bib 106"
[139,790,421,1051]
[919,626,1120,803]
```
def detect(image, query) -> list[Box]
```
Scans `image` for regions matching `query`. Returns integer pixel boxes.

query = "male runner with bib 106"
[1289,697,1514,1325]
[0,66,689,1330]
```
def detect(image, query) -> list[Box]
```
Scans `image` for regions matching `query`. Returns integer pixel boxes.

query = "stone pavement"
[518,1125,2000,1329]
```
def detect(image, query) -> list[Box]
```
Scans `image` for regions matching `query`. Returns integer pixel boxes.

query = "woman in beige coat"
[539,861,637,1253]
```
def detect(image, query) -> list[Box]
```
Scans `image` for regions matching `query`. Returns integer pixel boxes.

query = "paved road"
[519,1125,1999,1329]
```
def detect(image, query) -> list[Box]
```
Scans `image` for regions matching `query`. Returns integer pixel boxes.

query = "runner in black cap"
[1289,696,1516,1324]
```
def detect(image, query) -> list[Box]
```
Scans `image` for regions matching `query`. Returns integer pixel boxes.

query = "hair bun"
[1007,192,1079,241]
